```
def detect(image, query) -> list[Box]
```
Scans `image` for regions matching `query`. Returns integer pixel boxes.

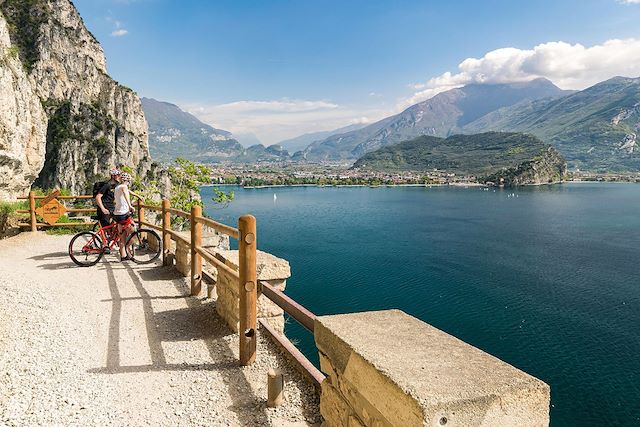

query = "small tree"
[168,157,234,212]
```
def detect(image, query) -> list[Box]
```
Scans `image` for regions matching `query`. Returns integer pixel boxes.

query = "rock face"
[0,0,151,198]
[0,15,47,200]
[483,146,567,186]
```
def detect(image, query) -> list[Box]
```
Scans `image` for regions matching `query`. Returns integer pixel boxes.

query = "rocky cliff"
[482,146,567,186]
[0,13,47,200]
[0,0,151,198]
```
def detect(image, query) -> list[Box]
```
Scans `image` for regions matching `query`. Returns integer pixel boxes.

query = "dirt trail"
[0,232,319,426]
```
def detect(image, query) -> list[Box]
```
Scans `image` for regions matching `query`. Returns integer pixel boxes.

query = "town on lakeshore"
[207,162,640,188]
[1,0,640,426]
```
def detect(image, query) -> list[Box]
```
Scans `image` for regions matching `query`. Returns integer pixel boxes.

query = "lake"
[201,183,640,426]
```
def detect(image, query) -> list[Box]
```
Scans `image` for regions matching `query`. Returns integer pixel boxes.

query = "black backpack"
[92,181,107,198]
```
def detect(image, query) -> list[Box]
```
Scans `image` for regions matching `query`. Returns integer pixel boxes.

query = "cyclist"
[113,172,139,261]
[95,168,120,227]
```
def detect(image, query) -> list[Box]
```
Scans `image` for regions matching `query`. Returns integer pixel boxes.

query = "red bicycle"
[68,216,161,267]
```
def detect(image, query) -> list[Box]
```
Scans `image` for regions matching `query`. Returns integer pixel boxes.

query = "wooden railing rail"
[259,319,325,387]
[194,216,240,240]
[259,280,316,332]
[17,195,93,200]
[195,246,240,280]
[18,191,99,231]
[168,207,190,218]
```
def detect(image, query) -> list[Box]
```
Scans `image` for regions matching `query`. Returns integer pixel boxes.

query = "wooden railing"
[138,199,324,383]
[17,191,95,230]
[19,190,323,383]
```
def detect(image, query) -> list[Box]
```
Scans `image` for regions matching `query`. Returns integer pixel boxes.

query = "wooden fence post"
[29,191,37,232]
[137,199,144,229]
[238,214,257,366]
[190,205,203,296]
[162,199,171,266]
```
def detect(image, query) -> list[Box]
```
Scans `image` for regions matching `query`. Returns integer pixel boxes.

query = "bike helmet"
[109,168,121,177]
[120,172,132,182]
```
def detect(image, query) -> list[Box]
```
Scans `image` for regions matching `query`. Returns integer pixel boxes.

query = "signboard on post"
[35,190,67,225]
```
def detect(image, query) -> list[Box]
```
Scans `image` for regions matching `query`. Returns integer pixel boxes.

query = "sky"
[73,0,640,145]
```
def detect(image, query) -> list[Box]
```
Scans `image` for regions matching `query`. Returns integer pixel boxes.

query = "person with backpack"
[113,172,139,261]
[95,168,120,227]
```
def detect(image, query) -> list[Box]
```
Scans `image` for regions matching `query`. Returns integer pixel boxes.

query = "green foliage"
[168,157,234,212]
[354,132,561,176]
[0,0,49,72]
[5,46,19,60]
[30,187,72,197]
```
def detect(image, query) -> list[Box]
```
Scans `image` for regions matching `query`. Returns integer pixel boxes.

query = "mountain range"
[300,78,569,161]
[141,98,290,163]
[303,77,640,171]
[277,123,367,153]
[462,77,640,172]
[143,76,640,172]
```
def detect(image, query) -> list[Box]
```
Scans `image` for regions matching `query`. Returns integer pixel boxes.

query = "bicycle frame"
[84,217,136,253]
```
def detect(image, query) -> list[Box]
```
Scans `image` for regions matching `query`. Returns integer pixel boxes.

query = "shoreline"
[207,180,639,191]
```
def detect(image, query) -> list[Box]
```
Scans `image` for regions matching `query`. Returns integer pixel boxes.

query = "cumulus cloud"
[619,0,640,3]
[403,38,640,107]
[182,99,388,145]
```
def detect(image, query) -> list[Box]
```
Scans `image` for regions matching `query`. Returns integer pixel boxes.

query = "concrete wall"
[213,249,291,334]
[315,310,550,427]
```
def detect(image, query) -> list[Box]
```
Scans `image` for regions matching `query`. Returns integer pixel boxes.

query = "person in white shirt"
[113,172,137,261]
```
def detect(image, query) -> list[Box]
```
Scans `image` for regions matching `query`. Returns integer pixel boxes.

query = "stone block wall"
[213,249,291,333]
[172,228,230,277]
[315,310,550,427]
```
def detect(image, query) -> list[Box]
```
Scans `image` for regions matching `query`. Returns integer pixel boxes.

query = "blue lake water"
[201,183,640,426]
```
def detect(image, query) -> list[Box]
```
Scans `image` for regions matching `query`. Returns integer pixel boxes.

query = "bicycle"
[68,215,161,267]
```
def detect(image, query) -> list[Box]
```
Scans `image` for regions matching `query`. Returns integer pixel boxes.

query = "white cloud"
[107,17,129,37]
[182,99,388,145]
[110,29,129,37]
[619,0,640,3]
[403,38,640,107]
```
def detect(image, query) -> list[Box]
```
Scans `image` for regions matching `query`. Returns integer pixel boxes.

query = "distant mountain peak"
[303,78,568,161]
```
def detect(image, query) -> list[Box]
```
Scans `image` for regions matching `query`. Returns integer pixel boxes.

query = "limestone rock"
[0,13,47,200]
[0,0,151,196]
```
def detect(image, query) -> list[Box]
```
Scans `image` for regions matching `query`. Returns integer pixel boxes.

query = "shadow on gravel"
[29,251,69,260]
[88,260,269,426]
[29,251,76,270]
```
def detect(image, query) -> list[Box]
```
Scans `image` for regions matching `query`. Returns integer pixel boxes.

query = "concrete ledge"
[315,309,550,427]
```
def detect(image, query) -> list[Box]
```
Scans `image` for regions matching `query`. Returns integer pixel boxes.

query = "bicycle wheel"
[126,228,161,264]
[69,231,104,267]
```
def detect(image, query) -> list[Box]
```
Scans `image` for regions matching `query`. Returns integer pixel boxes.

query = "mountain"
[0,0,151,197]
[462,77,640,171]
[353,132,567,185]
[234,132,263,148]
[142,97,245,162]
[302,79,567,161]
[278,123,367,153]
[238,144,290,163]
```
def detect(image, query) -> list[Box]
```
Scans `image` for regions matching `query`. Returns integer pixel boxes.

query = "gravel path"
[0,232,320,426]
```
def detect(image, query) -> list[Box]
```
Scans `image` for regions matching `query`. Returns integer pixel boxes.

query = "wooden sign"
[35,194,67,225]
[40,189,61,206]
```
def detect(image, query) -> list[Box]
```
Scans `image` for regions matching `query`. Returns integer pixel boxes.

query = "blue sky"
[74,0,640,144]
